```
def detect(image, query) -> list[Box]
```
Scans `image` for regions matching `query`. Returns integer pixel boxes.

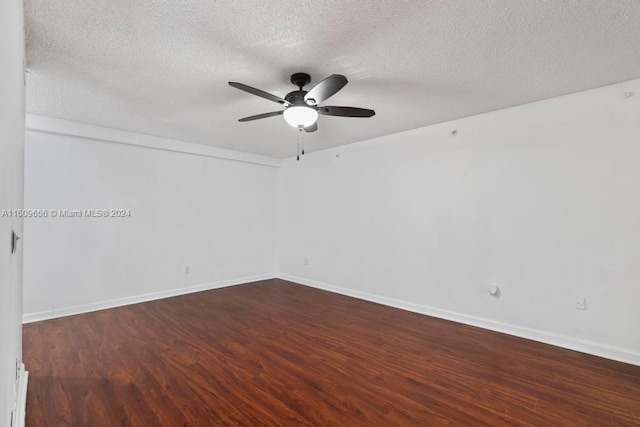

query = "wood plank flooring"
[23,279,640,426]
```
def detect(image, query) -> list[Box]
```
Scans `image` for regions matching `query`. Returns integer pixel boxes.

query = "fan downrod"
[290,72,311,90]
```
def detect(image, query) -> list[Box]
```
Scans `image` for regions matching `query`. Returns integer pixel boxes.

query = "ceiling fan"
[229,73,375,133]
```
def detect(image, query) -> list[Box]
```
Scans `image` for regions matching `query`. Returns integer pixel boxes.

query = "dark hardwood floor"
[23,279,640,426]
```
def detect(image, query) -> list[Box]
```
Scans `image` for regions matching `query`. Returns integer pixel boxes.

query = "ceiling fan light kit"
[283,106,318,128]
[229,72,375,158]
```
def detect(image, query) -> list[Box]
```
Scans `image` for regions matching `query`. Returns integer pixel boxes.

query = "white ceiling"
[25,1,640,159]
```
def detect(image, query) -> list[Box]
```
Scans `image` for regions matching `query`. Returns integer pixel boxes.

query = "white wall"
[23,122,278,321]
[277,79,640,365]
[0,0,25,425]
[22,79,640,366]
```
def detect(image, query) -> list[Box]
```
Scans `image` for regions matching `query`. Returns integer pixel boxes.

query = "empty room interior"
[2,1,640,426]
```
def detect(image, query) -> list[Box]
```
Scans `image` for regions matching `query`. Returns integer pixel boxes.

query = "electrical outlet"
[185,266,191,274]
[303,257,310,266]
[576,297,586,310]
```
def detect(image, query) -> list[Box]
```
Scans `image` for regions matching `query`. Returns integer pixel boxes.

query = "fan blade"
[304,122,318,132]
[229,82,289,106]
[304,74,348,105]
[318,106,375,117]
[238,110,284,122]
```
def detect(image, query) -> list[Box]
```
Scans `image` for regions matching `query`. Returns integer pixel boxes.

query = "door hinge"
[11,230,20,254]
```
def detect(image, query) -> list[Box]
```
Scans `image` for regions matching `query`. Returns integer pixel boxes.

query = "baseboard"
[278,273,640,367]
[12,363,28,427]
[22,273,277,323]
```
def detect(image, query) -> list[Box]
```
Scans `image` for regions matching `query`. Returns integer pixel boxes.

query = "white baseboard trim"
[278,273,640,367]
[22,273,277,323]
[12,363,28,427]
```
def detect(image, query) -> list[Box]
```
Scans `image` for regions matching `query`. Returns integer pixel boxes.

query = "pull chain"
[302,130,305,156]
[297,128,301,161]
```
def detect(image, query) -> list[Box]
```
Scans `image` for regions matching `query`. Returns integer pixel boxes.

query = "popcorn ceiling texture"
[25,0,640,158]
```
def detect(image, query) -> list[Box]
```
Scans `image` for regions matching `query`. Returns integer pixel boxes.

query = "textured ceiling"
[25,0,640,158]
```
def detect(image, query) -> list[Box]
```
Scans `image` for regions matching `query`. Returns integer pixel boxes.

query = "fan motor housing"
[284,90,308,106]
